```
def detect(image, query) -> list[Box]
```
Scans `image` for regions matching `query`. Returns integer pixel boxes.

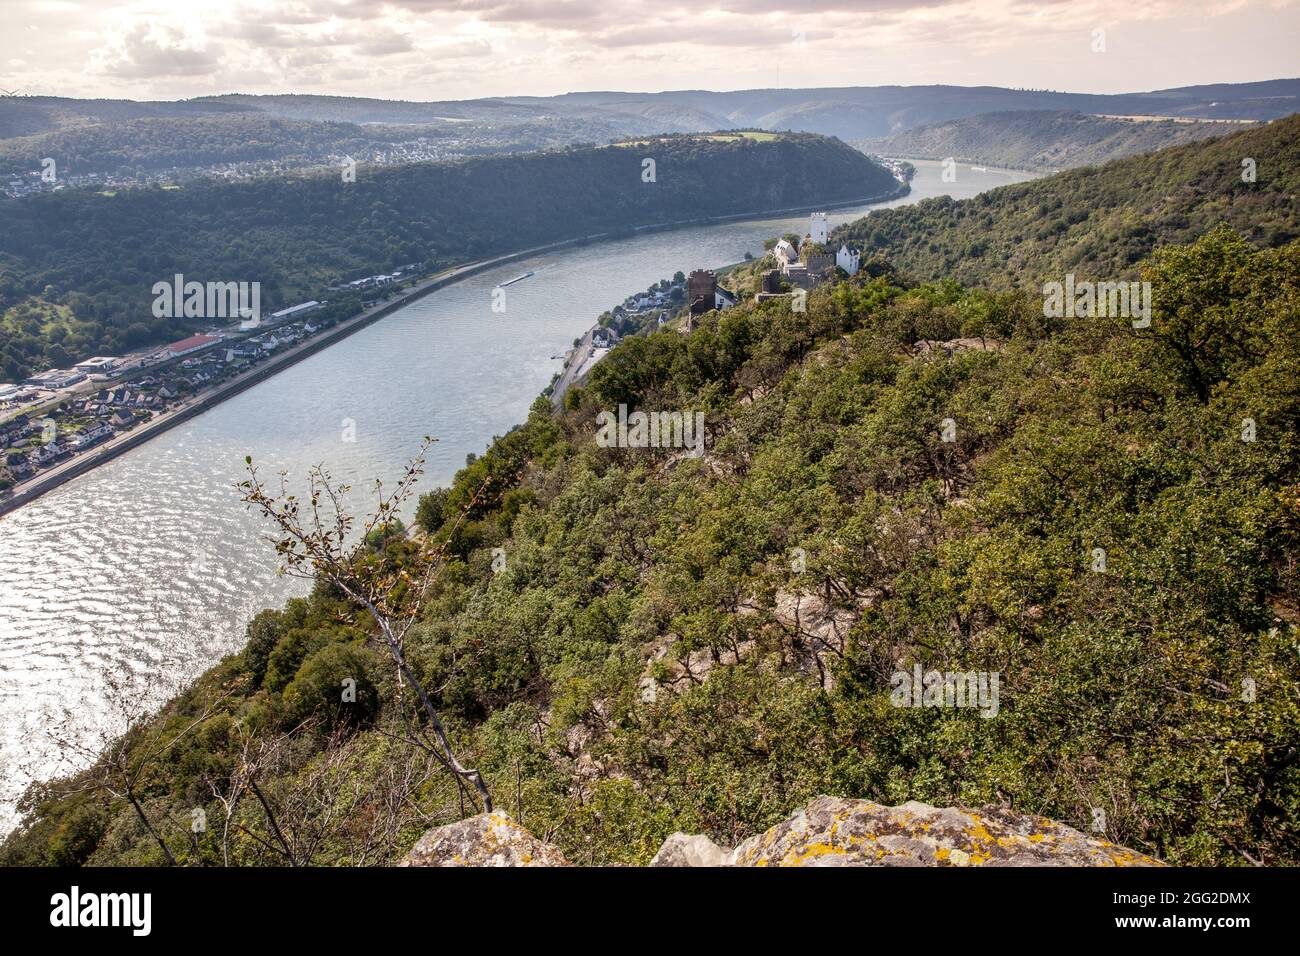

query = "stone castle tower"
[809,211,828,246]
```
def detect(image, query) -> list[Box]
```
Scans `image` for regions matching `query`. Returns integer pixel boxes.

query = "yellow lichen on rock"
[726,796,1164,867]
[403,795,1163,867]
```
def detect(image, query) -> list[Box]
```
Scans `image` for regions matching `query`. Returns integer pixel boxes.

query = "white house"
[69,422,113,449]
[810,211,829,246]
[31,441,67,464]
[837,244,861,277]
[773,239,799,272]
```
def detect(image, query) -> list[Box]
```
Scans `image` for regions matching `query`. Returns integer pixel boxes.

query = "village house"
[0,416,34,449]
[30,441,68,465]
[69,421,113,450]
[773,239,799,272]
[3,450,33,480]
[837,244,861,276]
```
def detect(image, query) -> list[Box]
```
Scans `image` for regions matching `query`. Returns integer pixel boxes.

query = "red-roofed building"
[165,334,222,359]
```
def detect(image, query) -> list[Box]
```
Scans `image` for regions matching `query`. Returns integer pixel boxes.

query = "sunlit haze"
[3,0,1298,101]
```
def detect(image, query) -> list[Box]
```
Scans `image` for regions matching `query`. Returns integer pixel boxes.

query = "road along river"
[0,160,1037,830]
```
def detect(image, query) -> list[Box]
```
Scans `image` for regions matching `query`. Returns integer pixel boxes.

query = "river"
[0,159,1037,830]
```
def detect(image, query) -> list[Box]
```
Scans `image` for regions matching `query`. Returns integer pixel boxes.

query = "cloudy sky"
[2,0,1297,102]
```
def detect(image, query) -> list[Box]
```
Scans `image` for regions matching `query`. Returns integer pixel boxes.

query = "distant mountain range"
[856,109,1256,171]
[526,79,1300,137]
[1,78,1295,167]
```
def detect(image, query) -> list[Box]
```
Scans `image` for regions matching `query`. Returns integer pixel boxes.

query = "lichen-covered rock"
[650,833,730,867]
[727,796,1162,867]
[400,812,569,867]
[401,797,1161,867]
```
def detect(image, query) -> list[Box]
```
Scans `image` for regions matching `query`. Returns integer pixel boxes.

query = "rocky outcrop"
[400,811,569,867]
[637,589,870,701]
[711,796,1162,867]
[913,336,1002,357]
[404,796,1162,867]
[649,833,731,867]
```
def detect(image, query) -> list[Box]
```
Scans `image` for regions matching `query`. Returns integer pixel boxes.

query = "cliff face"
[402,796,1163,867]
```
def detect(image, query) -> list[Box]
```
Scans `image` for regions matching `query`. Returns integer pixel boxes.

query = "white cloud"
[89,22,223,79]
[0,0,1293,99]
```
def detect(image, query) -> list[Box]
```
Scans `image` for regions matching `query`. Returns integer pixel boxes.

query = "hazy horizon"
[3,1,1298,102]
[8,73,1300,105]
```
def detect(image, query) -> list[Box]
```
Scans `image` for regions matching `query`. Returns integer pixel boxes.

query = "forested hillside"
[0,110,665,179]
[0,96,253,140]
[528,79,1300,137]
[4,126,1298,864]
[0,132,896,380]
[0,115,529,177]
[856,110,1250,171]
[838,115,1300,287]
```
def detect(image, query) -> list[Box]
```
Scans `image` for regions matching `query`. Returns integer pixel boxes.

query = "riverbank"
[883,153,1054,176]
[0,182,909,519]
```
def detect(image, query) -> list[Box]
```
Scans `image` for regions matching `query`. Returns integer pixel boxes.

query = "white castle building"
[809,211,829,245]
[837,244,861,276]
[773,238,799,271]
